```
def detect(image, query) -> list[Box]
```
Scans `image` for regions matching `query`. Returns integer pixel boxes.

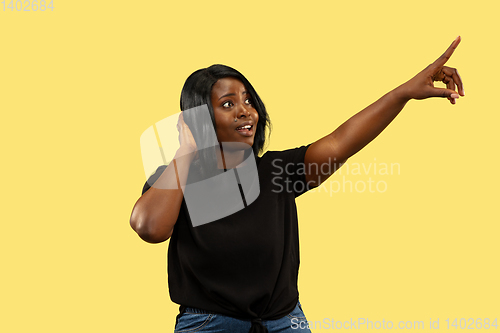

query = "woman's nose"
[235,104,251,119]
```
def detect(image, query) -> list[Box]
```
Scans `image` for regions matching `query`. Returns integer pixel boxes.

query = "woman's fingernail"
[451,93,459,98]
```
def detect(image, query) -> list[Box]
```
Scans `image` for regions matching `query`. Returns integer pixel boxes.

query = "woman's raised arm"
[129,113,198,243]
[304,36,465,187]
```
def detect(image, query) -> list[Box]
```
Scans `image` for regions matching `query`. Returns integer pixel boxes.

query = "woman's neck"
[215,144,249,170]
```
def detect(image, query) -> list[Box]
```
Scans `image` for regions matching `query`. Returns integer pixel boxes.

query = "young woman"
[130,36,464,333]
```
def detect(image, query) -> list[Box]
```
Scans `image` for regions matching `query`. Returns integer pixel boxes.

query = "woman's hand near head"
[399,36,465,104]
[177,112,198,155]
[129,112,197,244]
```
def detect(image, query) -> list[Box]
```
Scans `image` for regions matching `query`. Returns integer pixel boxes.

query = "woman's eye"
[245,98,253,105]
[222,101,233,108]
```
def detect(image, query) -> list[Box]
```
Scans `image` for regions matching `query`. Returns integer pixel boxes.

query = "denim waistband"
[183,300,300,315]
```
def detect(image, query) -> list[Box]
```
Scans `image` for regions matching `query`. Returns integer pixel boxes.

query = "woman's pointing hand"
[400,36,465,104]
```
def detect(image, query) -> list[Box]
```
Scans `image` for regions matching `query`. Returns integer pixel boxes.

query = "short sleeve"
[273,143,318,198]
[141,165,168,195]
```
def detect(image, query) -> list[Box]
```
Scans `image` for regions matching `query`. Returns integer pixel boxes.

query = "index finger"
[429,36,461,72]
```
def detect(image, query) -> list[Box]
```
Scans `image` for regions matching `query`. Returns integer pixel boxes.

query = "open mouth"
[235,124,253,133]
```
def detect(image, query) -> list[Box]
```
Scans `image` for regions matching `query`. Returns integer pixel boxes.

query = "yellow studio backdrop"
[1,0,498,332]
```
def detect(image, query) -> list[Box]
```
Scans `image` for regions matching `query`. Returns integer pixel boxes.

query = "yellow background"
[1,0,498,332]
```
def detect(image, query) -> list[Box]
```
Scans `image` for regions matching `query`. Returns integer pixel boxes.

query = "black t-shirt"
[141,144,316,331]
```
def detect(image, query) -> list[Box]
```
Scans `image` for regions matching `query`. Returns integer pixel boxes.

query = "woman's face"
[210,77,259,147]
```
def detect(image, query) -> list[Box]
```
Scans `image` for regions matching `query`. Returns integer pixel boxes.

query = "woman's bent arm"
[130,149,194,244]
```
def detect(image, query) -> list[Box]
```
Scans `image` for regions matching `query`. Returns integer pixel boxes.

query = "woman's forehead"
[211,77,246,97]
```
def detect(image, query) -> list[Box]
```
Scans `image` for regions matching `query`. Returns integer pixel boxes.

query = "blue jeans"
[174,300,311,332]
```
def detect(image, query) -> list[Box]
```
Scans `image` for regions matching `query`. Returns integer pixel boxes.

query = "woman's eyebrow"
[218,91,248,101]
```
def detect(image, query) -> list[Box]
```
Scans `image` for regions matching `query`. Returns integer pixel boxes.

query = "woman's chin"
[220,141,253,151]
